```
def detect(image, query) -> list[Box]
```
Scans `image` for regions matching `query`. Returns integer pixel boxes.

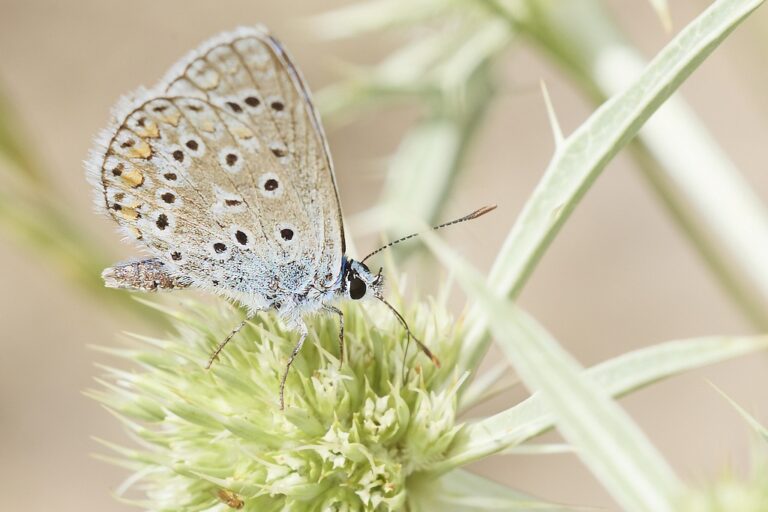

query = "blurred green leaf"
[316,17,510,118]
[0,155,107,291]
[374,20,508,236]
[316,11,511,252]
[432,18,511,93]
[315,31,448,119]
[0,82,44,182]
[311,0,461,40]
[0,94,166,323]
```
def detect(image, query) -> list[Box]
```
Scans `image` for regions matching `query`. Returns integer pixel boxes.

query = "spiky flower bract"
[89,293,466,511]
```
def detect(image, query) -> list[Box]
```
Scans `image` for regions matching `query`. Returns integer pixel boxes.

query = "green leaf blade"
[440,334,768,470]
[459,0,765,373]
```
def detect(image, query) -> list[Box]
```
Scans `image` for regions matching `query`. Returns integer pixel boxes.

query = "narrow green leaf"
[539,80,564,148]
[499,443,574,456]
[353,68,495,248]
[315,29,453,118]
[458,362,515,412]
[508,0,768,328]
[433,18,511,92]
[411,468,579,511]
[439,335,768,471]
[647,0,673,33]
[315,17,508,119]
[423,232,681,512]
[310,0,458,39]
[381,119,462,225]
[710,383,768,444]
[0,85,43,182]
[459,0,766,373]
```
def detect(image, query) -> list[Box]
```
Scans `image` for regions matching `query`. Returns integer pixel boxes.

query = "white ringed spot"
[258,172,283,198]
[218,147,244,174]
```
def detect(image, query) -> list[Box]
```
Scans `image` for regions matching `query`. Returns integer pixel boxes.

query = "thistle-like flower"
[90,293,466,511]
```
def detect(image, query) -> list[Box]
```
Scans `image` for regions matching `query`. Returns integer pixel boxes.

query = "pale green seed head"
[677,457,768,512]
[90,295,466,511]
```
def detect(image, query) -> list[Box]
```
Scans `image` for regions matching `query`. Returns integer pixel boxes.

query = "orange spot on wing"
[119,207,140,220]
[136,120,160,138]
[160,112,181,126]
[232,126,253,139]
[121,169,144,188]
[124,139,152,159]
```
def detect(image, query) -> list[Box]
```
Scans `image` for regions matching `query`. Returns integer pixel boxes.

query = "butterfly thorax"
[275,257,382,321]
[221,259,341,322]
[248,256,382,326]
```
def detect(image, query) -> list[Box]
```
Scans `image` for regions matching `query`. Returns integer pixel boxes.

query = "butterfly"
[87,26,494,409]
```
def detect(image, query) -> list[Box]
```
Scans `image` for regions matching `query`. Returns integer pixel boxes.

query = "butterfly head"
[343,258,383,301]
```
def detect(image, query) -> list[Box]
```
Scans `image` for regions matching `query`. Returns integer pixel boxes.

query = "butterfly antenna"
[361,205,497,263]
[376,295,440,368]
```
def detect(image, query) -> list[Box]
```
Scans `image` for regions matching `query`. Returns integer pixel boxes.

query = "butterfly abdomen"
[102,258,190,292]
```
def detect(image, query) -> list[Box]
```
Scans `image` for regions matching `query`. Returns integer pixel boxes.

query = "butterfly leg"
[279,321,308,410]
[323,305,344,369]
[205,315,253,369]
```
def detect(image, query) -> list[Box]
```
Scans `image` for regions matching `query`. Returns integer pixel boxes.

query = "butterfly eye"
[349,277,366,300]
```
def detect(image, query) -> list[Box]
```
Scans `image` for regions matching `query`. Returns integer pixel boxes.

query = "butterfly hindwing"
[89,26,345,310]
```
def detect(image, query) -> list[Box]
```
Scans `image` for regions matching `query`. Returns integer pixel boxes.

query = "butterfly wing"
[88,26,345,310]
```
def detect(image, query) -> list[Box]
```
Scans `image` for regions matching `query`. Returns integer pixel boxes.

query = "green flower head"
[90,293,466,511]
[677,458,768,512]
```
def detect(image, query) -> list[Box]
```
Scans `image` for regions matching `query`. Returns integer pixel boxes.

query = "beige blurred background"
[1,0,768,510]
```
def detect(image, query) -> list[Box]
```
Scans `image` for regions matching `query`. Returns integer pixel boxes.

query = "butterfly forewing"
[92,27,345,308]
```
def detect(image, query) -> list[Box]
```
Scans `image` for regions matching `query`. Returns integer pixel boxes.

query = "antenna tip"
[431,354,442,368]
[471,205,497,218]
